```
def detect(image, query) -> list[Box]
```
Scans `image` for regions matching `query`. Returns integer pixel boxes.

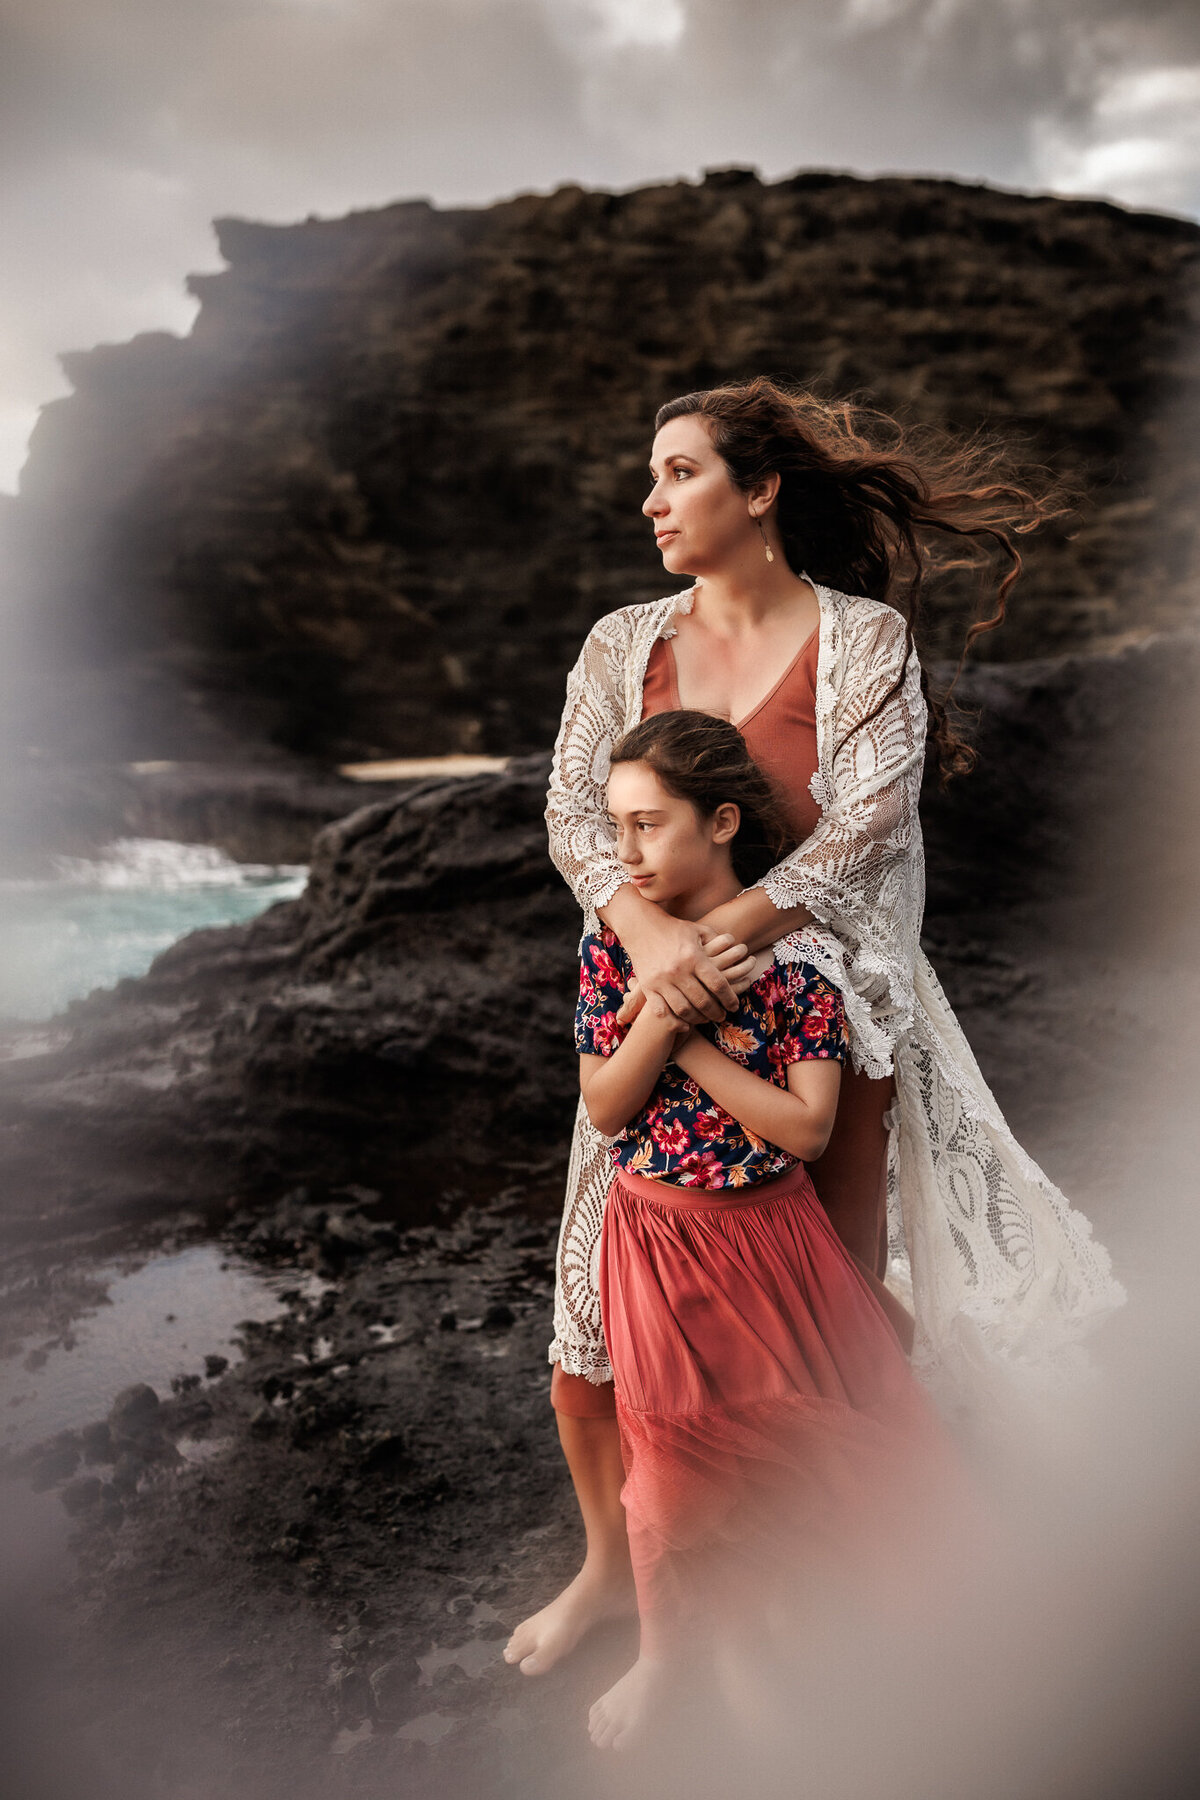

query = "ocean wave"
[45,838,308,893]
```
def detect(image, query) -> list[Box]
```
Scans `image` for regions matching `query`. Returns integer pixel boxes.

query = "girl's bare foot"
[504,1565,637,1676]
[588,1654,667,1750]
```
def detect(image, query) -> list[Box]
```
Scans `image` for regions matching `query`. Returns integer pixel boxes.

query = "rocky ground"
[0,893,1146,1800]
[0,630,1194,1799]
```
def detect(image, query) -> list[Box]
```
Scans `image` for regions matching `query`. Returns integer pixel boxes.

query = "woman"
[504,377,1123,1679]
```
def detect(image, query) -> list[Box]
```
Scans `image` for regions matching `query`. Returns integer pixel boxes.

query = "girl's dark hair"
[655,376,1072,783]
[610,710,794,886]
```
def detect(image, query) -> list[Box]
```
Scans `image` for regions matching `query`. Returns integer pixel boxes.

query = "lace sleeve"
[758,605,926,1008]
[545,610,632,914]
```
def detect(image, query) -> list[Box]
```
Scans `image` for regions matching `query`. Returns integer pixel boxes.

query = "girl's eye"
[673,466,692,480]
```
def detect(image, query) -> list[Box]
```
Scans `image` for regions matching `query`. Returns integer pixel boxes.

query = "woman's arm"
[600,887,750,1022]
[579,998,684,1138]
[698,887,814,957]
[545,611,749,1022]
[673,1035,841,1164]
[545,615,631,915]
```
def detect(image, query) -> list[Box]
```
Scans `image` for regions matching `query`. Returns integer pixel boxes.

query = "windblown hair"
[655,376,1071,782]
[611,710,794,887]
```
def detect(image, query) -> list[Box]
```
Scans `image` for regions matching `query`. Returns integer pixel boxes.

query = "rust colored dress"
[551,625,895,1419]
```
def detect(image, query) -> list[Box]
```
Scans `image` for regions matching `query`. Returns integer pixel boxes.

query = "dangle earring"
[754,512,775,563]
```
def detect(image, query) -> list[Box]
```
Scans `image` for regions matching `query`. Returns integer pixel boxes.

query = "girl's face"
[643,414,755,576]
[606,761,738,911]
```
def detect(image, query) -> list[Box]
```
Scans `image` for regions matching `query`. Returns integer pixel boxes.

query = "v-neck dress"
[640,625,822,844]
[551,617,897,1419]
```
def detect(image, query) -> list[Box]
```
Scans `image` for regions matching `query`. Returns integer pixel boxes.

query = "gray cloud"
[2,0,1199,489]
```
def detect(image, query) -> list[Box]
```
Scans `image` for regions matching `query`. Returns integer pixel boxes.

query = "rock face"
[0,757,582,1239]
[6,169,1200,768]
[2,632,1194,1244]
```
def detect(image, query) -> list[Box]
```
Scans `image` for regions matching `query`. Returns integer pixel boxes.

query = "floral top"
[574,927,848,1190]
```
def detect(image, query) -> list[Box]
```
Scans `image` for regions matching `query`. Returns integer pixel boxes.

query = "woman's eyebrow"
[648,453,698,474]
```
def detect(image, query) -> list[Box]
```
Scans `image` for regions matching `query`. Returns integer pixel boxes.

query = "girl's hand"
[613,914,754,1027]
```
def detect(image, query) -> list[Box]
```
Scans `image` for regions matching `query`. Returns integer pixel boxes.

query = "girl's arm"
[672,1035,841,1164]
[579,998,684,1138]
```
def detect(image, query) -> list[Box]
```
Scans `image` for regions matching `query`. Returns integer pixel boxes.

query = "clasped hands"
[614,922,757,1040]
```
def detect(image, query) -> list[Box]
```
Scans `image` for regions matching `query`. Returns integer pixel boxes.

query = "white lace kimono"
[545,580,1124,1420]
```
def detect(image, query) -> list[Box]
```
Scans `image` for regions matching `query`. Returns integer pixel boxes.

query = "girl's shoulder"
[579,926,632,978]
[761,932,845,1002]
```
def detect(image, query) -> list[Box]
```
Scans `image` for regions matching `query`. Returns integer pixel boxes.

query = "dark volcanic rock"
[0,756,581,1239]
[4,170,1199,770]
[0,633,1195,1244]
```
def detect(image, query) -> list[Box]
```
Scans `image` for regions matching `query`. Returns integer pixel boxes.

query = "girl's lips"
[631,873,655,885]
[654,530,678,545]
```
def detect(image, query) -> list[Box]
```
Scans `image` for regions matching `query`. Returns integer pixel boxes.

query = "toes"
[589,1706,615,1750]
[519,1650,547,1676]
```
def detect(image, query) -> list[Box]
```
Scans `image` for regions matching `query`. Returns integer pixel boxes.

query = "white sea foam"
[48,837,307,892]
[0,839,309,1021]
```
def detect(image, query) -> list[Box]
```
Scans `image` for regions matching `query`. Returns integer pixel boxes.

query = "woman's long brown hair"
[655,376,1072,783]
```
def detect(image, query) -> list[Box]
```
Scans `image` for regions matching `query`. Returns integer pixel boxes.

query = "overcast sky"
[2,0,1199,492]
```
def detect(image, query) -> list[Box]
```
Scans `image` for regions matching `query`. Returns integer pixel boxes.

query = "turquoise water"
[0,838,307,1023]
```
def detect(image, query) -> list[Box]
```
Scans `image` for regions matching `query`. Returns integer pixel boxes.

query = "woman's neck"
[691,562,815,635]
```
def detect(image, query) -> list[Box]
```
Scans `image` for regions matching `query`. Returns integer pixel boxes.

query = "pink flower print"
[768,1035,802,1073]
[759,971,788,1008]
[801,1012,829,1041]
[592,1011,625,1055]
[578,964,597,1004]
[589,943,621,989]
[651,1117,691,1156]
[677,1149,725,1189]
[692,1107,727,1143]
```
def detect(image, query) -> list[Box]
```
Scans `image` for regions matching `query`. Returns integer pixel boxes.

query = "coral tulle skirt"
[599,1160,963,1658]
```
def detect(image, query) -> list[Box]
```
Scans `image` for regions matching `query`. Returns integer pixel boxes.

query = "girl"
[576,711,956,1750]
[506,378,1122,1682]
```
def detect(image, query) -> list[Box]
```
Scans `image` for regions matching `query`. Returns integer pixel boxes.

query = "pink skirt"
[599,1160,961,1656]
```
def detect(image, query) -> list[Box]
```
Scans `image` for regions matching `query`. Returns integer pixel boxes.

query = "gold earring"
[754,513,775,564]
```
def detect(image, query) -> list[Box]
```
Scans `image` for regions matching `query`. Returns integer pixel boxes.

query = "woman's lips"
[654,530,678,546]
[631,873,655,885]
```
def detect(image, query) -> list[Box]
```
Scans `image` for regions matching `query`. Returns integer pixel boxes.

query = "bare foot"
[588,1654,667,1750]
[504,1566,636,1676]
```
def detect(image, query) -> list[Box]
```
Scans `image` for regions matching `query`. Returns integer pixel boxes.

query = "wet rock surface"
[0,1198,633,1800]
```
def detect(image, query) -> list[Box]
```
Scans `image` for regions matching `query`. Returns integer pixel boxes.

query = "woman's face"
[643,414,754,577]
[606,760,738,910]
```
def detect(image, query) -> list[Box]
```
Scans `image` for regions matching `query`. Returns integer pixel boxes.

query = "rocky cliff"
[6,168,1200,768]
[2,632,1192,1246]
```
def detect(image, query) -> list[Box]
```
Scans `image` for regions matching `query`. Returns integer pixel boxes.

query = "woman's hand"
[600,890,754,1026]
[617,936,757,1028]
